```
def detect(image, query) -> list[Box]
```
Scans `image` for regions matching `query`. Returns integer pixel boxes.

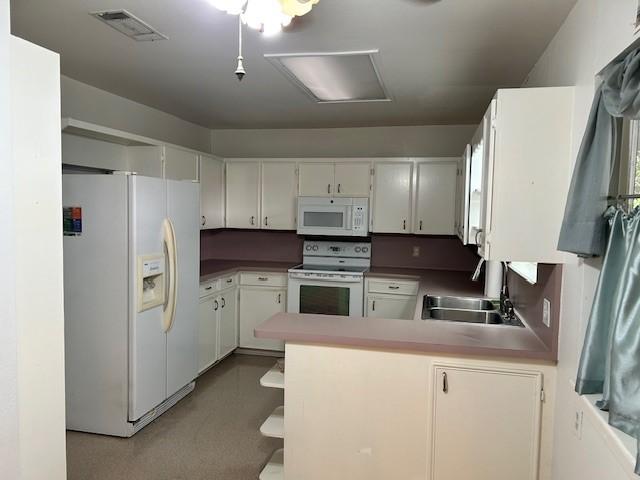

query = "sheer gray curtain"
[565,47,640,474]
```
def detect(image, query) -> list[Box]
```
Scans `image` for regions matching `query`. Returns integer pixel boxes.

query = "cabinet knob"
[201,216,206,227]
[442,371,448,393]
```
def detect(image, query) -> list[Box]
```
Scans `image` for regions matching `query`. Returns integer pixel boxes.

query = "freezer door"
[166,180,200,397]
[129,175,168,421]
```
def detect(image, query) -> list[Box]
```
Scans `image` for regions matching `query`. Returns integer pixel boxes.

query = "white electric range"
[287,240,371,317]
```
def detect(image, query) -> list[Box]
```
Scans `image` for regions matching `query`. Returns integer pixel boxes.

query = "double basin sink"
[421,295,524,327]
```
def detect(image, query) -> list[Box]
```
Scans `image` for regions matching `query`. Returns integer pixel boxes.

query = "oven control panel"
[303,240,371,259]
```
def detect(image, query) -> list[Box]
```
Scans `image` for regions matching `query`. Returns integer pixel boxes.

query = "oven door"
[287,273,364,317]
[297,205,354,236]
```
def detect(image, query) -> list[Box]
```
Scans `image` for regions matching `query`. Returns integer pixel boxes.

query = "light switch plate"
[573,410,583,439]
[543,298,551,327]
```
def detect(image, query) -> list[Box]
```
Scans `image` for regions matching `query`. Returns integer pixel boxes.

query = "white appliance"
[63,173,199,437]
[297,197,369,237]
[288,240,371,317]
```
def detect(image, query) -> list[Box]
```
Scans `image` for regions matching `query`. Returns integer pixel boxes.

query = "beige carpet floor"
[66,354,283,480]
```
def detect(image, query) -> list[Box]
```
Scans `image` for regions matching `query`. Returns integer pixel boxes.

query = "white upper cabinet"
[334,163,371,197]
[261,162,297,230]
[372,162,413,234]
[199,154,224,230]
[467,123,485,246]
[164,146,199,181]
[226,162,260,229]
[455,145,472,244]
[299,163,335,196]
[298,161,371,197]
[414,160,458,235]
[476,87,575,262]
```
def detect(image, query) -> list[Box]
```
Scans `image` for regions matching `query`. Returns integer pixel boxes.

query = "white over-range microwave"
[296,197,369,237]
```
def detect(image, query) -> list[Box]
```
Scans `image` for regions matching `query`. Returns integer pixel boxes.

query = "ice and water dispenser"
[137,254,165,312]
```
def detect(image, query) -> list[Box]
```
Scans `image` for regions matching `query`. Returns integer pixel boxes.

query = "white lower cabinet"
[198,295,219,374]
[431,364,543,480]
[239,280,286,352]
[198,284,238,375]
[365,277,419,320]
[366,294,416,320]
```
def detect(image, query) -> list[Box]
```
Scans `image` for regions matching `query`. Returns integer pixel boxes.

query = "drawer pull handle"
[205,286,213,290]
[419,220,423,231]
[213,300,219,311]
[402,219,406,230]
[221,298,226,308]
[258,277,268,281]
[337,183,341,194]
[264,216,268,226]
[442,371,448,393]
[201,216,206,227]
[388,285,400,290]
[226,278,233,284]
[277,293,282,304]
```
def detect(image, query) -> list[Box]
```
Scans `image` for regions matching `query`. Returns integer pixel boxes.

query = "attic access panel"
[265,50,391,103]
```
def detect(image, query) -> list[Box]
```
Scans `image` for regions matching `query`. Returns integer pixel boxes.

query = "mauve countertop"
[255,312,554,361]
[255,268,554,361]
[200,259,297,282]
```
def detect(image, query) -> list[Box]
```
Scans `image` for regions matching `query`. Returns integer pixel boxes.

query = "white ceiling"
[10,0,577,129]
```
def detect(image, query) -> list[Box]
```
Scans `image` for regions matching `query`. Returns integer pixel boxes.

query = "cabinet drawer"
[240,272,288,287]
[368,279,419,296]
[219,274,237,290]
[200,280,220,298]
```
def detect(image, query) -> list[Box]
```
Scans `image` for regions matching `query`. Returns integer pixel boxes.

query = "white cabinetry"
[371,162,413,233]
[239,272,287,351]
[414,160,458,235]
[298,162,371,197]
[365,277,419,320]
[199,154,224,229]
[198,275,238,375]
[226,162,260,229]
[261,162,297,230]
[455,145,472,243]
[475,87,575,262]
[431,364,543,480]
[164,146,199,181]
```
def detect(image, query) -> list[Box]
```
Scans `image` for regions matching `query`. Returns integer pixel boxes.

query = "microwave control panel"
[352,206,366,234]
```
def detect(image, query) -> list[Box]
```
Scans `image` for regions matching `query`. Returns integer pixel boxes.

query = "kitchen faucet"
[471,259,516,321]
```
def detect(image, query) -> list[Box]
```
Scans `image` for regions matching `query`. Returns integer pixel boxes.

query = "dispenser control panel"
[137,254,165,312]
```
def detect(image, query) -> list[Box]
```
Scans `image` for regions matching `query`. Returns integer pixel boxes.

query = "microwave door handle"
[344,208,353,230]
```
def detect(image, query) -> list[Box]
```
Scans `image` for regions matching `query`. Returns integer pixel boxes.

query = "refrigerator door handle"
[162,218,178,332]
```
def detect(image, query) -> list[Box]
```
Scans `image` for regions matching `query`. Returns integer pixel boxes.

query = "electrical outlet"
[543,298,551,327]
[412,246,420,257]
[573,410,584,439]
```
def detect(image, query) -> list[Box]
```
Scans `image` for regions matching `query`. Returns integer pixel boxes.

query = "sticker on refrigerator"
[63,206,82,236]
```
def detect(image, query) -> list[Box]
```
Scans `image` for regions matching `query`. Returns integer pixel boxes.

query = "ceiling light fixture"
[209,0,320,80]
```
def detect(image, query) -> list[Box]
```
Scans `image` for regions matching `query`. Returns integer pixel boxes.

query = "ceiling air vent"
[91,10,168,42]
[265,50,391,103]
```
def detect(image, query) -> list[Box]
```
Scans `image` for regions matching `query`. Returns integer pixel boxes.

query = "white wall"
[0,1,19,479]
[12,35,67,480]
[524,1,640,478]
[62,76,213,153]
[211,124,476,158]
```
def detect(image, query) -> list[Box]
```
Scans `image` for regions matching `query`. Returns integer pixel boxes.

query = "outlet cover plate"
[543,298,551,327]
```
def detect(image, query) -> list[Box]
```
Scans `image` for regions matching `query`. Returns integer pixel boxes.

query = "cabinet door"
[414,161,458,235]
[198,296,219,374]
[298,163,335,196]
[366,295,416,320]
[334,163,371,197]
[456,146,472,244]
[164,146,199,181]
[372,162,413,233]
[218,289,238,359]
[239,287,286,351]
[262,162,297,230]
[431,365,542,480]
[226,162,260,229]
[200,154,224,229]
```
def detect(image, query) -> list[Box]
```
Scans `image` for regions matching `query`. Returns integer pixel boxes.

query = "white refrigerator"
[63,173,199,437]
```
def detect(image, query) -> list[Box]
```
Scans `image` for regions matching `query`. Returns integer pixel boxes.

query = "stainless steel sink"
[421,295,524,327]
[423,308,505,325]
[424,295,496,311]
